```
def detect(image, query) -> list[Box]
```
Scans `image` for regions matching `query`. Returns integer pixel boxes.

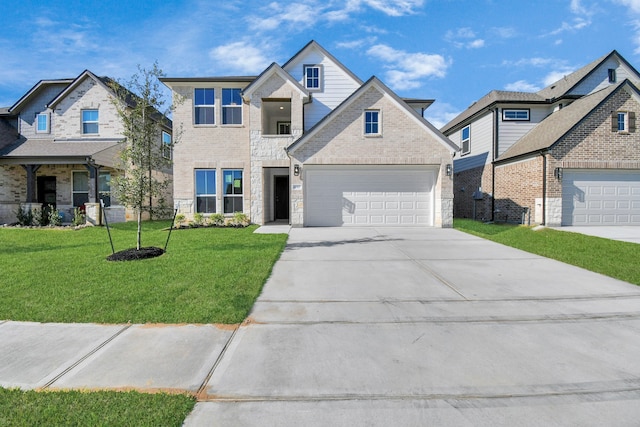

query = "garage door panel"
[306,167,435,226]
[562,170,640,226]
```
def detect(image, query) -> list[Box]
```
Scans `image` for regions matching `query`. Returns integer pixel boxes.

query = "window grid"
[195,169,216,213]
[82,110,99,134]
[194,88,215,125]
[365,110,380,135]
[222,88,242,125]
[305,66,320,89]
[503,109,529,121]
[461,125,470,154]
[223,170,243,214]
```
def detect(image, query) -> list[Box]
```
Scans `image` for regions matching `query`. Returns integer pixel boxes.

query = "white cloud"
[209,41,272,74]
[491,27,517,39]
[504,80,541,92]
[614,0,640,12]
[445,27,486,49]
[367,44,449,90]
[543,68,577,86]
[502,57,555,67]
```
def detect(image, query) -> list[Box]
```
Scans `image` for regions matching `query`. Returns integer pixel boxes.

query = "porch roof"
[0,138,122,167]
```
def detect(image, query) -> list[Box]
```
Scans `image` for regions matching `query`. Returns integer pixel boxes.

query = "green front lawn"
[0,221,288,324]
[454,219,640,286]
[0,388,195,427]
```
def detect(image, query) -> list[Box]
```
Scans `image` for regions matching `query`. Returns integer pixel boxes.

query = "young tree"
[109,62,175,250]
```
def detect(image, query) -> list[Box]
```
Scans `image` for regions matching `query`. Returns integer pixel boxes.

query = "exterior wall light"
[554,167,563,180]
[294,164,300,176]
[446,164,452,176]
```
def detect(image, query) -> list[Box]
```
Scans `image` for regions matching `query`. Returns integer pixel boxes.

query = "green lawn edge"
[454,219,640,286]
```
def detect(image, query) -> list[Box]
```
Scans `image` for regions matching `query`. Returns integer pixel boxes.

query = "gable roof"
[7,79,74,114]
[441,90,546,133]
[441,50,640,135]
[497,80,638,163]
[287,76,458,155]
[282,40,363,86]
[536,50,639,99]
[47,70,115,109]
[241,62,309,101]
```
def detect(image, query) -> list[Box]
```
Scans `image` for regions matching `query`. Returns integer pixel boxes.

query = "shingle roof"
[535,51,614,100]
[0,139,121,167]
[441,90,546,133]
[496,80,632,162]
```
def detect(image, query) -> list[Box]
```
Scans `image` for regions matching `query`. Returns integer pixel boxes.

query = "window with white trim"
[162,131,172,159]
[82,110,99,134]
[613,111,635,133]
[223,169,243,213]
[364,110,380,135]
[502,109,529,121]
[36,113,49,133]
[461,125,470,154]
[304,65,321,90]
[222,88,242,125]
[195,169,216,213]
[194,88,215,125]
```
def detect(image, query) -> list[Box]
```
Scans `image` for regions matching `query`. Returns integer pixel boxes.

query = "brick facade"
[453,165,493,221]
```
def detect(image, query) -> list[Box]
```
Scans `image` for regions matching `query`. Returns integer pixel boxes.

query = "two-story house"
[162,40,457,228]
[0,70,173,225]
[442,50,640,226]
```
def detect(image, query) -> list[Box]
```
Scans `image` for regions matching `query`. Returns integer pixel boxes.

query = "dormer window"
[36,113,49,133]
[608,68,616,83]
[304,65,322,90]
[82,110,99,134]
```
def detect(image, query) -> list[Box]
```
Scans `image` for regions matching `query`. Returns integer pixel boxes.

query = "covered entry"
[304,165,436,226]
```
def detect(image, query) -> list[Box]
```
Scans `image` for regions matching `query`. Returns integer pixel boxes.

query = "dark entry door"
[274,176,289,220]
[37,176,57,207]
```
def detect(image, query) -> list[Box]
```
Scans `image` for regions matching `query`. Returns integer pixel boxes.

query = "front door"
[274,176,289,220]
[37,176,57,207]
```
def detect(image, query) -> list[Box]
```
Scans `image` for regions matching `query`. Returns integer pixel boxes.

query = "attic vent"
[550,85,556,90]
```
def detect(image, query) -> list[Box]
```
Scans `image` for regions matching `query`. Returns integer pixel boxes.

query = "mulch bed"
[106,246,165,261]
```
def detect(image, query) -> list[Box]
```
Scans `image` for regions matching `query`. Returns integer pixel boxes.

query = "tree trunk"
[137,209,142,250]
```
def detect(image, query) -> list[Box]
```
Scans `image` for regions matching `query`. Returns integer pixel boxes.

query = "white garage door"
[305,166,436,226]
[562,170,640,226]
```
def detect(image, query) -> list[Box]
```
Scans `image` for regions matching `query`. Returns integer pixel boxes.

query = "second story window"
[502,109,529,121]
[613,111,635,133]
[194,88,215,125]
[222,88,242,125]
[608,68,617,83]
[82,110,99,134]
[162,131,172,159]
[461,125,470,154]
[364,110,380,135]
[304,65,321,90]
[36,113,49,133]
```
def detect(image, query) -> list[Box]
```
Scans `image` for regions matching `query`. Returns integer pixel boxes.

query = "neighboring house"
[0,70,173,225]
[442,50,640,226]
[162,40,457,227]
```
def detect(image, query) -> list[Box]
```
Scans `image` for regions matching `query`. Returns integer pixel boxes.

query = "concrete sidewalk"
[2,227,640,426]
[558,225,640,244]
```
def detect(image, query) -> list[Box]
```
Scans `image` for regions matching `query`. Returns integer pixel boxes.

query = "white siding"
[570,57,640,96]
[284,48,361,130]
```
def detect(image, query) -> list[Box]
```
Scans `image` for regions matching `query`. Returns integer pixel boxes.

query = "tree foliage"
[109,62,177,250]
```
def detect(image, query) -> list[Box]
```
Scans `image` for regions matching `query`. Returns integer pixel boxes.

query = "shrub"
[210,213,225,226]
[193,212,204,226]
[15,206,34,226]
[48,205,62,226]
[174,213,186,227]
[230,212,250,227]
[33,208,46,226]
[72,207,86,226]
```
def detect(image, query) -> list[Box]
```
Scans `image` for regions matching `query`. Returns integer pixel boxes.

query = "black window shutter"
[612,112,619,132]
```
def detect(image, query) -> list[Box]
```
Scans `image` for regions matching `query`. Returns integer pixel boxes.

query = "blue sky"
[2,0,640,128]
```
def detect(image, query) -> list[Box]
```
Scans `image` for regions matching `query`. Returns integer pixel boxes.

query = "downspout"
[491,108,499,222]
[541,151,546,226]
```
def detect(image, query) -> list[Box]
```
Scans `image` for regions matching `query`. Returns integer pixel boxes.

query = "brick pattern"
[453,165,493,221]
[494,157,543,223]
[289,85,454,227]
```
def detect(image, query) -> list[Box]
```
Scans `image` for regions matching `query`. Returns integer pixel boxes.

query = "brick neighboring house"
[442,50,640,226]
[162,41,457,227]
[0,70,173,225]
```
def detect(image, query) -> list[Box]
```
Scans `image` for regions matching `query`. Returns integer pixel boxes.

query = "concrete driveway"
[559,226,640,244]
[186,227,640,426]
